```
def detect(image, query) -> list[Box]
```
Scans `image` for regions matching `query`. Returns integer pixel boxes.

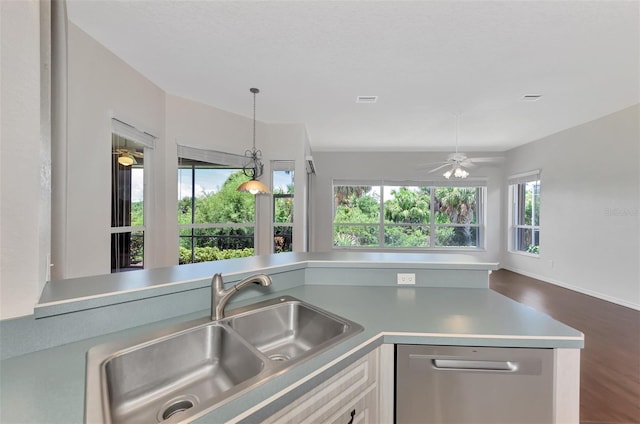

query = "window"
[509,171,540,255]
[272,162,294,253]
[333,182,484,249]
[110,119,155,273]
[334,185,381,247]
[178,157,255,264]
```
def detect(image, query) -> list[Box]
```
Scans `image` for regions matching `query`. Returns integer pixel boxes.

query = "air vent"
[522,94,543,102]
[356,96,378,104]
[305,155,316,174]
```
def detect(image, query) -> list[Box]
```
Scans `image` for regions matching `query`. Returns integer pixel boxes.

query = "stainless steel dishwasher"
[396,345,554,424]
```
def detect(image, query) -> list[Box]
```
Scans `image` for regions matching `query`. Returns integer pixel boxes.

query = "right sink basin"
[227,298,356,362]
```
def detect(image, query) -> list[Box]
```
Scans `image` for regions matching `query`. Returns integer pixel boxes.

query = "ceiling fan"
[421,114,502,179]
[113,147,143,166]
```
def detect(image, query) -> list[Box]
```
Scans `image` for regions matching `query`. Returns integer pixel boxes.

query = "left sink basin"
[98,324,263,424]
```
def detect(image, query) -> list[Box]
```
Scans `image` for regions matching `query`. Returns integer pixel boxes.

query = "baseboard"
[500,266,640,311]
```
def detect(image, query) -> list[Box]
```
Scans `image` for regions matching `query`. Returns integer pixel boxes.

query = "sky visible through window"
[129,168,292,203]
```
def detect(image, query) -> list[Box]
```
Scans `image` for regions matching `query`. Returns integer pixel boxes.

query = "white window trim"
[110,226,145,233]
[507,169,540,185]
[177,144,248,168]
[272,161,295,253]
[110,119,156,272]
[332,180,486,250]
[112,118,156,149]
[177,149,257,263]
[508,174,541,255]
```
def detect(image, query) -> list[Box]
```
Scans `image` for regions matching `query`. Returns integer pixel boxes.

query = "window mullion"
[379,186,385,247]
[190,165,195,263]
[430,188,435,248]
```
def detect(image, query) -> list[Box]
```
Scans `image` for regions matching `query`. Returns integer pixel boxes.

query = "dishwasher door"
[396,345,554,424]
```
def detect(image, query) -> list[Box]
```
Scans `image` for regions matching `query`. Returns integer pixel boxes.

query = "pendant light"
[237,88,270,195]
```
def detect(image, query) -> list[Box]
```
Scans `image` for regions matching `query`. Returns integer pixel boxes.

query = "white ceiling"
[67,0,639,152]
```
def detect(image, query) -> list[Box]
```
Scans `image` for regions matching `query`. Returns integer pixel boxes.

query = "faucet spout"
[211,273,272,320]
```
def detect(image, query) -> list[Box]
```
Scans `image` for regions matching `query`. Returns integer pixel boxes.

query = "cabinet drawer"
[328,387,378,424]
[262,348,379,424]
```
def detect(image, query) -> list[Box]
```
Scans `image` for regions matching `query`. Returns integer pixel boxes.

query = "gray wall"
[309,151,504,263]
[502,105,639,309]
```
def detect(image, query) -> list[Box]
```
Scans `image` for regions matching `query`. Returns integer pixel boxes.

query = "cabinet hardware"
[347,409,356,424]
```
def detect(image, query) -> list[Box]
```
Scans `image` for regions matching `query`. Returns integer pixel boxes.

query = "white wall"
[60,23,166,279]
[163,95,310,261]
[63,26,311,278]
[309,151,503,263]
[0,22,312,319]
[2,8,635,320]
[0,0,48,319]
[502,105,640,310]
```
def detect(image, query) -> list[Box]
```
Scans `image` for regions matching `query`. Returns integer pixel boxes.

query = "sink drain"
[162,400,194,420]
[269,353,291,362]
[157,395,199,422]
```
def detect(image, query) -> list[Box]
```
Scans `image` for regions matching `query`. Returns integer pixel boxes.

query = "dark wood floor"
[490,270,640,424]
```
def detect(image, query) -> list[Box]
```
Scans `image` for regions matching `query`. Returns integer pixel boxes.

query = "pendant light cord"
[250,87,259,151]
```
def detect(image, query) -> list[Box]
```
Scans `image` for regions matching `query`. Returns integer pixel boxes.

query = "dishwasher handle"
[409,354,518,372]
[433,359,518,371]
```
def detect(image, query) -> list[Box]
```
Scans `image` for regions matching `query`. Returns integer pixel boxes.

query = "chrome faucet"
[211,273,272,320]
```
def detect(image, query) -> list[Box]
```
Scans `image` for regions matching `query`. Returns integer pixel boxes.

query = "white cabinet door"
[262,347,380,424]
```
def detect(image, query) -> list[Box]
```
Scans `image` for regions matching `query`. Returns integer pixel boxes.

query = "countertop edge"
[35,253,499,318]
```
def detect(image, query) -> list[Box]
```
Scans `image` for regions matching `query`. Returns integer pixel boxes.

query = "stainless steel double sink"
[85,296,363,423]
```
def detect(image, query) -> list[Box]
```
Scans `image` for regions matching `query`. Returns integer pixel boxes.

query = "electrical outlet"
[397,273,416,285]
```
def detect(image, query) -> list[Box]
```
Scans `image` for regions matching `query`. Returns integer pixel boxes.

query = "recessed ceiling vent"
[356,95,378,104]
[522,94,543,102]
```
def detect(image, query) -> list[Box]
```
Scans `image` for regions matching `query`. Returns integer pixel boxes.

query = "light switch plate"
[397,273,416,285]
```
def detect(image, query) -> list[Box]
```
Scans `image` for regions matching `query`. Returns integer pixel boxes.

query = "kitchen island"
[0,253,583,423]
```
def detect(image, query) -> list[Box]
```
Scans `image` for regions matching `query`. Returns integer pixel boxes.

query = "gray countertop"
[0,284,583,424]
[37,252,499,314]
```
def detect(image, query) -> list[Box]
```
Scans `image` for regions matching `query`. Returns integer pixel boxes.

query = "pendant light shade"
[237,179,270,195]
[237,88,270,195]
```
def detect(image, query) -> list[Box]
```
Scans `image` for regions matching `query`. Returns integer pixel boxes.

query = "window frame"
[508,170,541,256]
[177,151,257,265]
[332,180,486,251]
[272,161,295,254]
[110,119,156,273]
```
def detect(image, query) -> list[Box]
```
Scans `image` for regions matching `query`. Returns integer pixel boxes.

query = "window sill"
[508,250,540,259]
[332,246,487,253]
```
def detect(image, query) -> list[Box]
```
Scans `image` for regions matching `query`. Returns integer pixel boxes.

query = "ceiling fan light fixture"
[443,169,453,179]
[118,154,135,166]
[454,167,469,179]
[238,88,270,195]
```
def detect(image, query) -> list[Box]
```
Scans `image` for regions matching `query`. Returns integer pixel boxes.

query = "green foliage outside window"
[179,171,255,263]
[333,184,481,248]
[179,246,254,264]
[273,170,294,253]
[512,180,540,254]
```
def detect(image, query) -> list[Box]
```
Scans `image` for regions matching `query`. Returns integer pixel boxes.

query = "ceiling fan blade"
[427,163,452,173]
[468,156,505,164]
[416,161,448,170]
